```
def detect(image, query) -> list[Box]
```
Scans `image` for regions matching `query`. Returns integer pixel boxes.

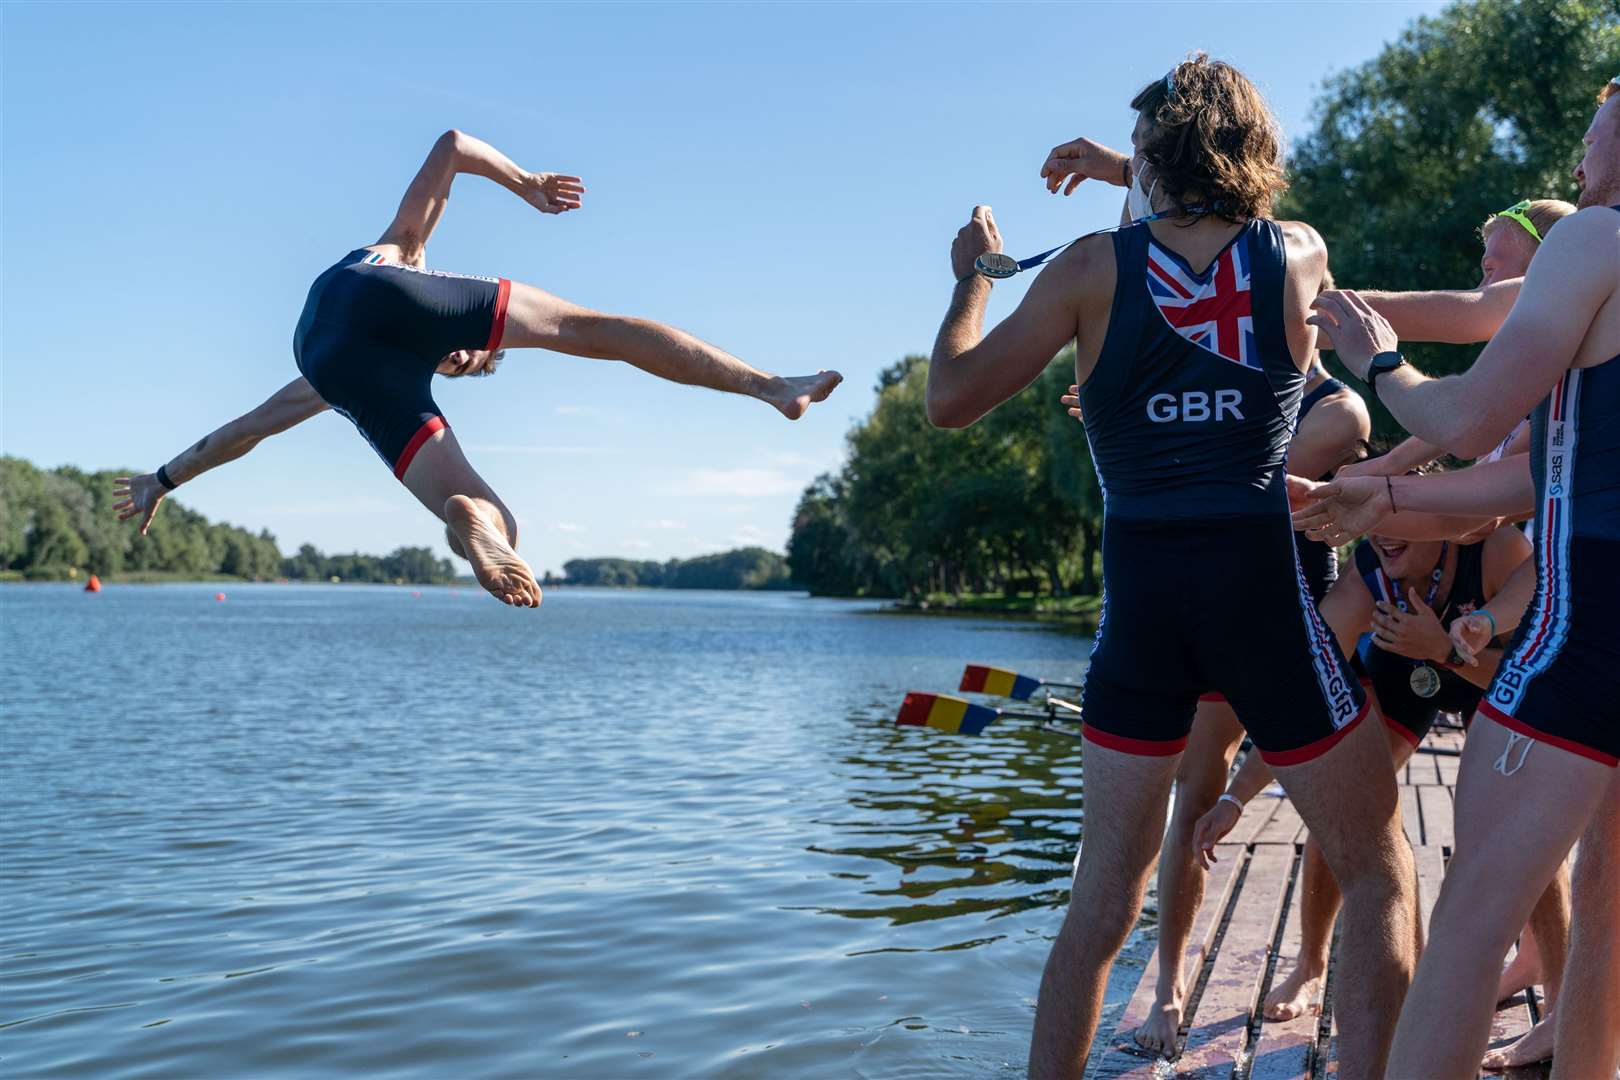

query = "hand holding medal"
[952,206,1004,283]
[1372,585,1453,698]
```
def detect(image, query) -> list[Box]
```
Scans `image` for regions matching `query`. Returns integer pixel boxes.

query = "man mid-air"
[113,130,842,605]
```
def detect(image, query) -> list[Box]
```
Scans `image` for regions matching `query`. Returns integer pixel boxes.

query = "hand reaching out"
[1449,611,1495,666]
[1040,138,1130,195]
[519,172,586,215]
[113,474,168,535]
[1290,475,1393,545]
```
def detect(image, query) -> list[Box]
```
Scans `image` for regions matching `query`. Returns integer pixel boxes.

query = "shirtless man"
[924,55,1415,1078]
[1297,76,1620,1080]
[112,130,842,604]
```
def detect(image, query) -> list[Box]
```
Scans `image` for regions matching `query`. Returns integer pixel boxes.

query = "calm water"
[1,584,1142,1078]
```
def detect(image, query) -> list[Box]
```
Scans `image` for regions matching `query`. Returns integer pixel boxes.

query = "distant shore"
[883,592,1102,633]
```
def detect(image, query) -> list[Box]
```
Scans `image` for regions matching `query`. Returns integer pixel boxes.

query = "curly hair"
[1129,53,1287,223]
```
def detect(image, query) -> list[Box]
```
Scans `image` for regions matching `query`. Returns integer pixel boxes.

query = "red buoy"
[84,574,102,593]
[215,592,226,602]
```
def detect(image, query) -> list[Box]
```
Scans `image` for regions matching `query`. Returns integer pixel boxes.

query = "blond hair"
[1601,78,1617,104]
[1480,199,1578,245]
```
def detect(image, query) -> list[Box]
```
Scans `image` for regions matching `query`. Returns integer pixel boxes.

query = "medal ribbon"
[981,203,1225,279]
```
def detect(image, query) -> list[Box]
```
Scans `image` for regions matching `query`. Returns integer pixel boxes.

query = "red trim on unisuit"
[485,278,512,351]
[1382,711,1422,748]
[1198,692,1226,703]
[1477,702,1617,767]
[1081,724,1189,757]
[393,416,447,480]
[1258,698,1371,767]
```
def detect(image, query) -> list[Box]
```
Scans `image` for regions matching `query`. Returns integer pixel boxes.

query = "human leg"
[1030,742,1183,1079]
[499,282,841,419]
[1386,715,1610,1077]
[1549,769,1620,1080]
[1133,699,1245,1056]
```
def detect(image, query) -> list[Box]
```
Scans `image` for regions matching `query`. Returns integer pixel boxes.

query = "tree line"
[0,456,454,584]
[554,546,793,590]
[787,0,1616,600]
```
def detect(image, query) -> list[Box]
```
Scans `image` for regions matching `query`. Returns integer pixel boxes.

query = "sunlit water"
[1,584,1148,1078]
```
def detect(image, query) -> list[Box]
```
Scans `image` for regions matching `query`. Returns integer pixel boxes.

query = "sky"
[1,1,1445,576]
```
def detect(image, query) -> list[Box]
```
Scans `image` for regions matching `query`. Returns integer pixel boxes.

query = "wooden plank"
[1253,798,1305,846]
[1434,751,1460,786]
[1413,844,1447,938]
[1399,786,1422,846]
[1230,795,1284,845]
[1248,856,1326,1080]
[1089,845,1244,1079]
[1176,845,1295,1074]
[1417,786,1455,851]
[1485,987,1536,1060]
[1409,751,1442,785]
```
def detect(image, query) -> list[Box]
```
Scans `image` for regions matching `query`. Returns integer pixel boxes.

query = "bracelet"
[1385,475,1397,515]
[156,464,178,491]
[1476,608,1498,637]
[1218,793,1244,812]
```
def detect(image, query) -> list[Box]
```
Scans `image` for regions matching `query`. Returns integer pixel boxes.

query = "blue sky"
[2,1,1442,575]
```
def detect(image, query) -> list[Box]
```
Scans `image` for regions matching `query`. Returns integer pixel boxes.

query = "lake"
[1,584,1145,1078]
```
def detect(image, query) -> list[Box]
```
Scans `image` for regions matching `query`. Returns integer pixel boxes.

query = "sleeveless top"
[1354,540,1490,718]
[1079,219,1302,521]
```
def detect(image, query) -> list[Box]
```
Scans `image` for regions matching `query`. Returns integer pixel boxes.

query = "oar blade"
[959,664,1042,701]
[896,692,998,735]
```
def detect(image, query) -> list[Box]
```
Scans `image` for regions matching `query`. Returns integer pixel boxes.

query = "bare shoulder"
[1541,206,1620,260]
[1042,230,1117,294]
[1275,219,1328,262]
[1482,518,1533,576]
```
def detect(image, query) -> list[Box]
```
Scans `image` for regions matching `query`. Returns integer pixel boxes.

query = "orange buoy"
[214,592,226,602]
[84,574,102,593]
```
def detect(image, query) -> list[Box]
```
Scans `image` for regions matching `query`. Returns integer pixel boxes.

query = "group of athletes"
[110,50,1615,1080]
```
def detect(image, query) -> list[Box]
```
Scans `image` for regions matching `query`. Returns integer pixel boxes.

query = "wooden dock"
[1087,727,1550,1080]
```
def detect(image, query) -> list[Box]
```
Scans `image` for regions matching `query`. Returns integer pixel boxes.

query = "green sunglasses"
[1492,199,1542,243]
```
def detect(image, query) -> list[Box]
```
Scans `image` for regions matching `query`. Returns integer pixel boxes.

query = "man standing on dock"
[924,55,1416,1079]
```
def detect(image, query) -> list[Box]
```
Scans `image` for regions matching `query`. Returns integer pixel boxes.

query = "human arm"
[1312,211,1618,457]
[1355,280,1522,345]
[1291,455,1535,545]
[926,206,1093,428]
[377,130,585,262]
[1191,751,1278,868]
[1287,388,1371,481]
[112,377,329,534]
[1336,435,1442,480]
[1451,529,1536,668]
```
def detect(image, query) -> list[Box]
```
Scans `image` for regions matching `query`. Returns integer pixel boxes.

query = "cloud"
[661,467,805,498]
[267,497,403,515]
[617,538,654,551]
[551,522,585,534]
[643,518,686,530]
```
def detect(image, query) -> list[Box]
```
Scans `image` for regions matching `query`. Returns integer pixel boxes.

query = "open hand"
[952,205,1002,280]
[1449,612,1495,666]
[1372,588,1451,662]
[519,172,586,215]
[1290,475,1392,544]
[1307,290,1400,380]
[1040,137,1130,195]
[113,474,168,535]
[1192,799,1242,870]
[1061,384,1084,423]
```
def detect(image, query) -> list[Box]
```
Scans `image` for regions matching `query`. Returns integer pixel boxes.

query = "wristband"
[156,464,178,491]
[1217,793,1244,812]
[1476,609,1498,637]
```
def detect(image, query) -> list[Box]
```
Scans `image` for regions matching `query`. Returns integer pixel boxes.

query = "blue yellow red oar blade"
[896,692,999,735]
[958,664,1043,701]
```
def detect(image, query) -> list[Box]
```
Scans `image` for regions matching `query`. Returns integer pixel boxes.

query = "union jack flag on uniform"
[1145,238,1257,368]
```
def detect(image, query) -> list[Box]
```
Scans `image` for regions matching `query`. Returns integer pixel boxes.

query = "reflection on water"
[1,584,1132,1079]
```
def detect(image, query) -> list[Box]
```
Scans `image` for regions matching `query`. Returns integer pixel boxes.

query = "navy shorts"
[1479,537,1620,766]
[293,249,510,478]
[1083,515,1368,765]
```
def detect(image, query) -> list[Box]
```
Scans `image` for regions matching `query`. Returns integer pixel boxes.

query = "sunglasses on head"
[1492,199,1542,243]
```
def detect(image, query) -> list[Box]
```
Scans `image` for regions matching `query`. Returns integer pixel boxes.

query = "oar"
[895,691,1083,737]
[959,664,1083,701]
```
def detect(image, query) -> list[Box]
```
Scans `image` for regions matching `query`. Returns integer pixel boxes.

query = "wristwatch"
[1366,351,1408,396]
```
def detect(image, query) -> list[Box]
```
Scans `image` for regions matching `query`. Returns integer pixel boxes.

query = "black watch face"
[975,252,1019,279]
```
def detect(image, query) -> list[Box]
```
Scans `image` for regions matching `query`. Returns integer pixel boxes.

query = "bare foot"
[1264,963,1325,1021]
[1132,993,1182,1059]
[1496,936,1542,1003]
[1482,1013,1555,1071]
[444,495,541,608]
[770,370,843,420]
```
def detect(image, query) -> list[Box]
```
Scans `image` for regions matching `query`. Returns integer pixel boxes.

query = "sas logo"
[1147,389,1244,423]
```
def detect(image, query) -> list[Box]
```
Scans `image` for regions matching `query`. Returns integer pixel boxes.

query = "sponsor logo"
[1146,389,1244,423]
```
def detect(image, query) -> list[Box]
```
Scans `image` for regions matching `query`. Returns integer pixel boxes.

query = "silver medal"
[1409,664,1441,699]
[974,252,1020,279]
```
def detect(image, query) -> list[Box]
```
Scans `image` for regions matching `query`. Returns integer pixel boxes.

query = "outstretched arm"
[377,130,585,263]
[1358,279,1522,345]
[113,377,329,534]
[927,206,1094,428]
